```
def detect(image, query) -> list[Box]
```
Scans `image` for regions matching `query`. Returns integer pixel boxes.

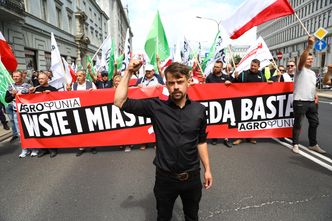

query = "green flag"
[201,31,220,71]
[116,54,124,70]
[144,10,170,67]
[0,60,14,106]
[108,39,115,79]
[85,55,95,81]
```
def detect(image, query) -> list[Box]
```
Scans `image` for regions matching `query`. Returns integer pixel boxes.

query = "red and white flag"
[222,0,294,39]
[235,36,273,74]
[0,31,18,72]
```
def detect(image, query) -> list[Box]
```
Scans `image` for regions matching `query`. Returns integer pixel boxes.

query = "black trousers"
[292,101,319,146]
[154,170,202,221]
[0,103,6,124]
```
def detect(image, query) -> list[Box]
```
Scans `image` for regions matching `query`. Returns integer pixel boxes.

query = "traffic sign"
[314,40,327,51]
[277,51,283,60]
[314,27,328,40]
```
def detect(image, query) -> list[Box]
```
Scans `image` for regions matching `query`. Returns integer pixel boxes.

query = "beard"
[171,91,185,101]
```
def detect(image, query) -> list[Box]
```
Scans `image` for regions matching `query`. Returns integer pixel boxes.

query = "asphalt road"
[0,102,331,221]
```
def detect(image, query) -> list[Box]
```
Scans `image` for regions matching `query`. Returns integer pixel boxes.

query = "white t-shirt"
[76,81,96,91]
[293,67,316,101]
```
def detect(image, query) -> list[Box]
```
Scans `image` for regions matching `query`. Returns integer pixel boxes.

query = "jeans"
[292,101,319,146]
[154,169,202,221]
[5,105,18,137]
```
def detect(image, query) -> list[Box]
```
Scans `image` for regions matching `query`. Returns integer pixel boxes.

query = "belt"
[156,168,200,181]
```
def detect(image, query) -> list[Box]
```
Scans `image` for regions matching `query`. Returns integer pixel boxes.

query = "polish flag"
[222,0,294,39]
[0,31,18,72]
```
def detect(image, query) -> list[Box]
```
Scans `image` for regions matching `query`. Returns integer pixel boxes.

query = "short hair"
[113,75,121,81]
[76,69,86,75]
[288,58,296,63]
[278,65,285,69]
[251,59,260,66]
[308,53,313,56]
[12,70,22,76]
[38,72,48,78]
[215,60,223,66]
[164,62,190,80]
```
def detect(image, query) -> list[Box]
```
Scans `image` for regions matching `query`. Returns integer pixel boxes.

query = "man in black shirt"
[30,72,58,158]
[115,61,212,221]
[205,60,233,148]
[233,59,267,145]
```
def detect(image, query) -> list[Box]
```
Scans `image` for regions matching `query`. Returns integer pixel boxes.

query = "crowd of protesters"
[2,36,332,159]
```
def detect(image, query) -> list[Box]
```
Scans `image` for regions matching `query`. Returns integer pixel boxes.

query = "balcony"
[0,0,25,21]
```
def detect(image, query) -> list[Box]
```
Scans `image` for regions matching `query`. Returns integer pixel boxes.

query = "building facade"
[0,0,112,71]
[96,0,133,55]
[257,0,332,72]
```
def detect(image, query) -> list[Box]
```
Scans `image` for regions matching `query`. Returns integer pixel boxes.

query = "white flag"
[94,55,102,72]
[101,35,112,72]
[235,36,273,74]
[121,28,131,73]
[204,33,227,76]
[50,32,66,91]
[181,36,191,65]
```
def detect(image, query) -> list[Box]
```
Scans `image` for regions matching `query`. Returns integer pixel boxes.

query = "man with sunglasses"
[292,36,326,154]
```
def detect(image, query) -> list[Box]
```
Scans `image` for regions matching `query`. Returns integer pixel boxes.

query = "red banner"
[17,83,294,148]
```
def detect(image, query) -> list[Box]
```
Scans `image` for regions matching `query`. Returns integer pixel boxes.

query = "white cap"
[145,64,154,71]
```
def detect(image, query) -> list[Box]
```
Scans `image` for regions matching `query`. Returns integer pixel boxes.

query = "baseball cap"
[145,64,154,71]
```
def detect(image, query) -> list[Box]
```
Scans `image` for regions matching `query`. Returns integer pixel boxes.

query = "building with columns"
[0,0,132,71]
[257,0,332,72]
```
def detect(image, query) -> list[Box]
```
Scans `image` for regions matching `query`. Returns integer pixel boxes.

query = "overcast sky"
[121,0,257,53]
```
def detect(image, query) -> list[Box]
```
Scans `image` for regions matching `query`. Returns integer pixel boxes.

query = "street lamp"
[196,16,221,33]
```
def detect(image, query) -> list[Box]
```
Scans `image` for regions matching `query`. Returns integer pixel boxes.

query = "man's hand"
[128,59,143,75]
[203,170,213,189]
[29,87,36,93]
[308,36,315,48]
[234,71,239,79]
[267,80,274,84]
[225,80,232,85]
[11,89,18,96]
[137,84,143,88]
[87,63,92,70]
[43,90,51,93]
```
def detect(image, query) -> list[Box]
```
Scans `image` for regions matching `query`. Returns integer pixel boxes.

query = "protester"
[114,60,212,221]
[292,36,326,154]
[88,64,113,89]
[68,69,97,156]
[323,64,332,85]
[0,102,10,130]
[264,62,277,80]
[205,60,232,148]
[233,59,268,145]
[5,70,32,157]
[29,72,58,158]
[136,64,164,87]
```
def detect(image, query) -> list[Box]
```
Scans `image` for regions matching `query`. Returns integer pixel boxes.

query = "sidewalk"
[317,89,332,99]
[0,126,12,142]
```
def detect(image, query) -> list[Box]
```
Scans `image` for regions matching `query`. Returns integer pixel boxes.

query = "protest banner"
[17,83,294,148]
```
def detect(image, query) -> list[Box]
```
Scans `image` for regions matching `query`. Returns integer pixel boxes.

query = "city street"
[0,101,331,221]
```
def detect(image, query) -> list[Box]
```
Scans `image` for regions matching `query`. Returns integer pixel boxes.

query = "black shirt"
[35,85,58,92]
[95,80,113,89]
[236,70,266,83]
[122,97,207,173]
[205,73,232,83]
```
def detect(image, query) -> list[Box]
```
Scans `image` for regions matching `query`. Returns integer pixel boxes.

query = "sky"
[121,0,257,53]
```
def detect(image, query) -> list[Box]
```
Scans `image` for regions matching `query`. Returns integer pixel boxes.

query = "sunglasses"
[279,69,286,72]
[287,65,295,67]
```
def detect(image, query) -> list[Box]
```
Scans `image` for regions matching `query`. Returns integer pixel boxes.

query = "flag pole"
[294,12,310,36]
[92,34,111,61]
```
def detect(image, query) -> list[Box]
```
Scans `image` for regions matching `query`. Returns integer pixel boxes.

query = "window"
[68,14,72,33]
[56,7,62,28]
[45,52,51,70]
[41,0,47,21]
[25,49,37,71]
